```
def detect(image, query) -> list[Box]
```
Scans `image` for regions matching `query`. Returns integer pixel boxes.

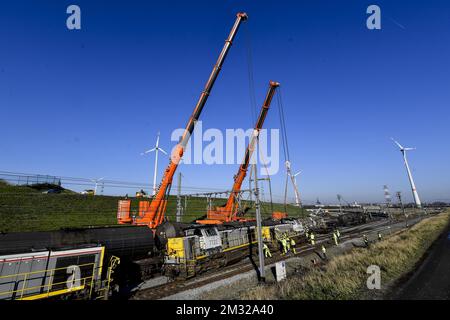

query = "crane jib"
[198,81,280,224]
[179,13,248,149]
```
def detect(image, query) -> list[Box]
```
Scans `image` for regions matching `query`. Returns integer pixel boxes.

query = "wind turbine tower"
[383,185,392,207]
[291,170,302,207]
[90,177,105,195]
[391,138,422,208]
[285,160,302,207]
[142,132,167,196]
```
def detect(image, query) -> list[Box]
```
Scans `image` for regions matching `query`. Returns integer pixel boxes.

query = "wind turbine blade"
[98,177,105,181]
[391,137,404,150]
[155,132,160,147]
[404,147,416,151]
[294,171,301,177]
[158,148,168,155]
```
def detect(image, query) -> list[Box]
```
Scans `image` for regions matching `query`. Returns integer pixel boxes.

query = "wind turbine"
[291,170,302,207]
[142,132,167,196]
[90,177,105,195]
[391,138,422,208]
[285,160,302,207]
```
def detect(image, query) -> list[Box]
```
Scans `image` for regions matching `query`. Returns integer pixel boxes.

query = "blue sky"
[0,0,449,204]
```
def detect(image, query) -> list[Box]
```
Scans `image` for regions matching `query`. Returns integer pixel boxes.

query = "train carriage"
[0,246,105,300]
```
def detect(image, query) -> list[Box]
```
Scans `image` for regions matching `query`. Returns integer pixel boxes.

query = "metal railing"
[0,172,61,187]
[0,262,98,300]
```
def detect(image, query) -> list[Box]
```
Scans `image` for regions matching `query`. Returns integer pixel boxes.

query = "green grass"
[241,211,450,300]
[0,181,305,232]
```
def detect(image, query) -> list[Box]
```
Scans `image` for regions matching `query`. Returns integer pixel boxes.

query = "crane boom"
[117,12,248,229]
[198,81,280,224]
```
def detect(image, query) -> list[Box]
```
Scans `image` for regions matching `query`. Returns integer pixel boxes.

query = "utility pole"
[383,185,392,219]
[262,175,274,213]
[91,177,105,196]
[249,165,253,203]
[396,191,408,227]
[253,163,265,282]
[337,194,343,214]
[176,172,183,222]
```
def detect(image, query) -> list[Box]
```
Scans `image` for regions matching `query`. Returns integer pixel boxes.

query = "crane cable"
[243,22,257,210]
[258,139,275,212]
[276,88,291,211]
[277,87,290,162]
[244,23,257,124]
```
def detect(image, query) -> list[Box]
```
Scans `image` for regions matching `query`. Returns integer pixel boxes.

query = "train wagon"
[0,245,107,300]
[162,219,311,279]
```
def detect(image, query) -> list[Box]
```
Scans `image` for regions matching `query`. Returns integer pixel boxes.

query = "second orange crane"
[197,81,280,224]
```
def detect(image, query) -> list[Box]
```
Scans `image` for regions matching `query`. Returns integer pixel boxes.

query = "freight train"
[0,210,373,299]
[159,217,311,279]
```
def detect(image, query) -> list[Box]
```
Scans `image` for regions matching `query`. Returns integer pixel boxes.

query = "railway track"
[130,216,424,300]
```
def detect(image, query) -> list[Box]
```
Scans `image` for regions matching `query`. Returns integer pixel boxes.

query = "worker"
[310,232,315,246]
[277,235,283,253]
[378,232,382,241]
[363,234,369,247]
[305,228,309,240]
[336,228,341,239]
[321,245,327,259]
[286,237,291,253]
[281,238,288,255]
[333,231,339,246]
[263,243,272,258]
[290,238,297,254]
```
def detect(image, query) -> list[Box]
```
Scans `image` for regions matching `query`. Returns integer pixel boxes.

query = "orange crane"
[197,81,280,224]
[117,13,248,229]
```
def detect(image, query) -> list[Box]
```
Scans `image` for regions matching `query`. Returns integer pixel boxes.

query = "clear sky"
[1,0,449,204]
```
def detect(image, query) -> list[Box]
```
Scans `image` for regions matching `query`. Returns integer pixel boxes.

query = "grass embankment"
[0,181,304,232]
[242,211,450,300]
